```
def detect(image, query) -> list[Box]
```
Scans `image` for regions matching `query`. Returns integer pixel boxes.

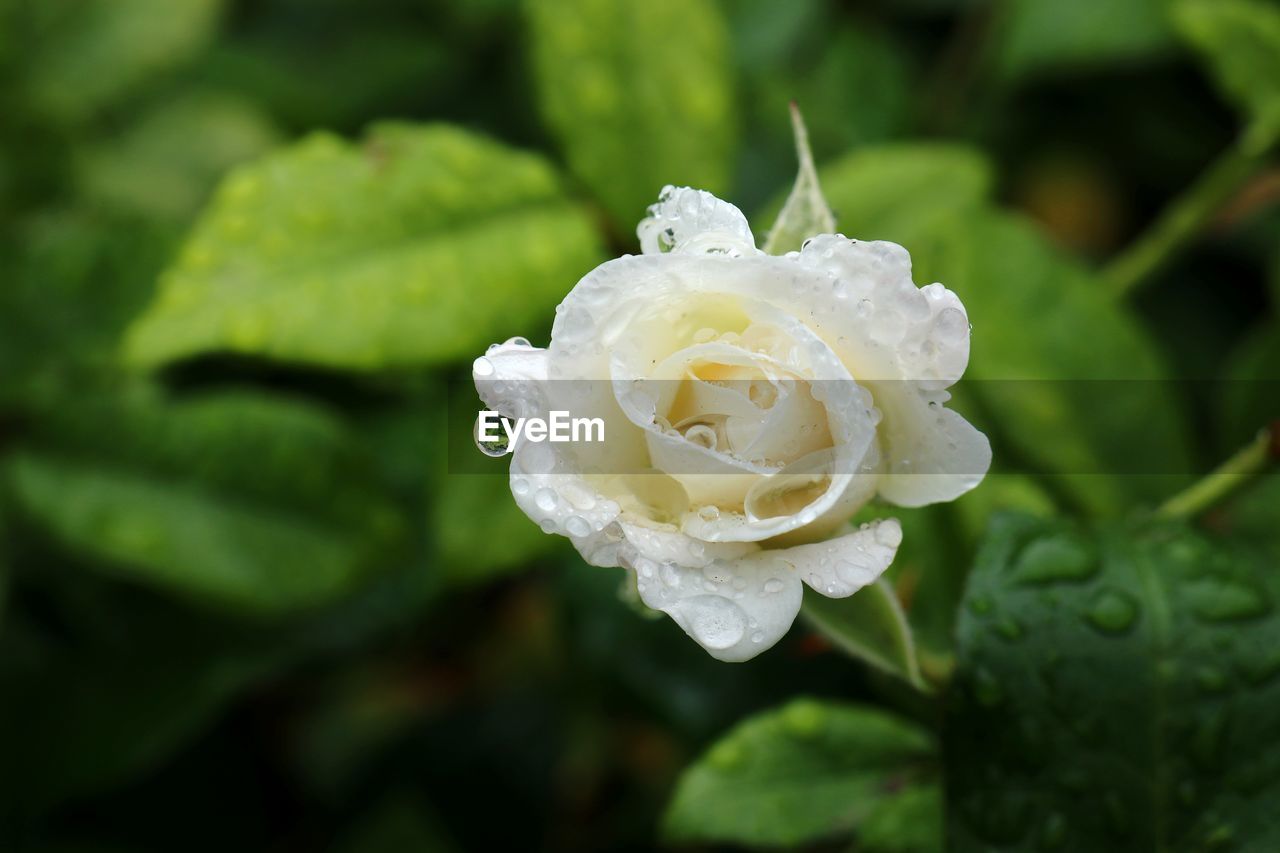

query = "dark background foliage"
[0,0,1277,850]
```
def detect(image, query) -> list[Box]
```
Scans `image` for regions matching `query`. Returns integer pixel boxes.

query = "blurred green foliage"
[0,0,1276,851]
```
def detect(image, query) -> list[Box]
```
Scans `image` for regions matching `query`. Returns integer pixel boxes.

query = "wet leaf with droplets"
[947,513,1280,851]
[663,697,937,847]
[524,0,736,231]
[3,389,404,615]
[125,123,603,371]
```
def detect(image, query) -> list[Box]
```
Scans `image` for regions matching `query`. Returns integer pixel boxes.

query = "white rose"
[472,186,990,662]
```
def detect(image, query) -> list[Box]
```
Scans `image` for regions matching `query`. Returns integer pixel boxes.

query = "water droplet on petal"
[683,595,747,651]
[565,515,590,538]
[472,356,495,377]
[534,488,559,512]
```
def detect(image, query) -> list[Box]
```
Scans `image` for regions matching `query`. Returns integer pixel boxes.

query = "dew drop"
[783,699,825,737]
[996,617,1023,640]
[1187,576,1272,622]
[1085,588,1139,635]
[472,356,495,377]
[683,595,747,650]
[565,515,590,538]
[762,578,785,595]
[474,413,511,457]
[511,476,531,495]
[709,740,743,770]
[1012,534,1098,585]
[534,488,559,512]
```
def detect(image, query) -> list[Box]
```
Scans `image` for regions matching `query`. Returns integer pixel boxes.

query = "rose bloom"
[473,186,990,661]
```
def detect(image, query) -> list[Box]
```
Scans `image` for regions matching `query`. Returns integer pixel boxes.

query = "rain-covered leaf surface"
[125,123,603,370]
[948,513,1280,851]
[6,389,403,615]
[990,0,1177,83]
[664,698,936,847]
[18,0,224,123]
[525,0,736,231]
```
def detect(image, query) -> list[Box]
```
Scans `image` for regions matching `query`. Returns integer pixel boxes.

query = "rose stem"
[1105,132,1277,300]
[1155,421,1279,520]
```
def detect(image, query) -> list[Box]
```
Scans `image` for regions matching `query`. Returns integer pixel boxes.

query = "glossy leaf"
[857,783,944,853]
[948,513,1280,850]
[6,389,403,615]
[909,210,1192,513]
[1175,0,1280,149]
[663,698,936,847]
[21,0,224,123]
[758,143,993,242]
[0,211,177,405]
[76,91,281,221]
[800,579,926,690]
[524,0,736,230]
[435,473,560,584]
[990,0,1177,83]
[125,123,603,371]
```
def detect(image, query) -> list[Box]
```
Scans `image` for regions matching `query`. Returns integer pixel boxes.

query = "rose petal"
[790,518,903,598]
[636,186,757,256]
[633,549,802,663]
[875,400,992,507]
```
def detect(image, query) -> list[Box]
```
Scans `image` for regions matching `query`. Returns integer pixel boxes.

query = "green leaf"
[434,473,559,584]
[76,91,281,221]
[0,210,178,405]
[663,698,937,847]
[990,0,1177,83]
[524,0,736,230]
[909,210,1192,514]
[5,388,403,615]
[20,0,224,124]
[124,123,604,371]
[947,513,1280,851]
[753,24,913,158]
[873,475,1056,663]
[1175,0,1280,150]
[762,105,836,255]
[800,579,926,690]
[856,783,943,853]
